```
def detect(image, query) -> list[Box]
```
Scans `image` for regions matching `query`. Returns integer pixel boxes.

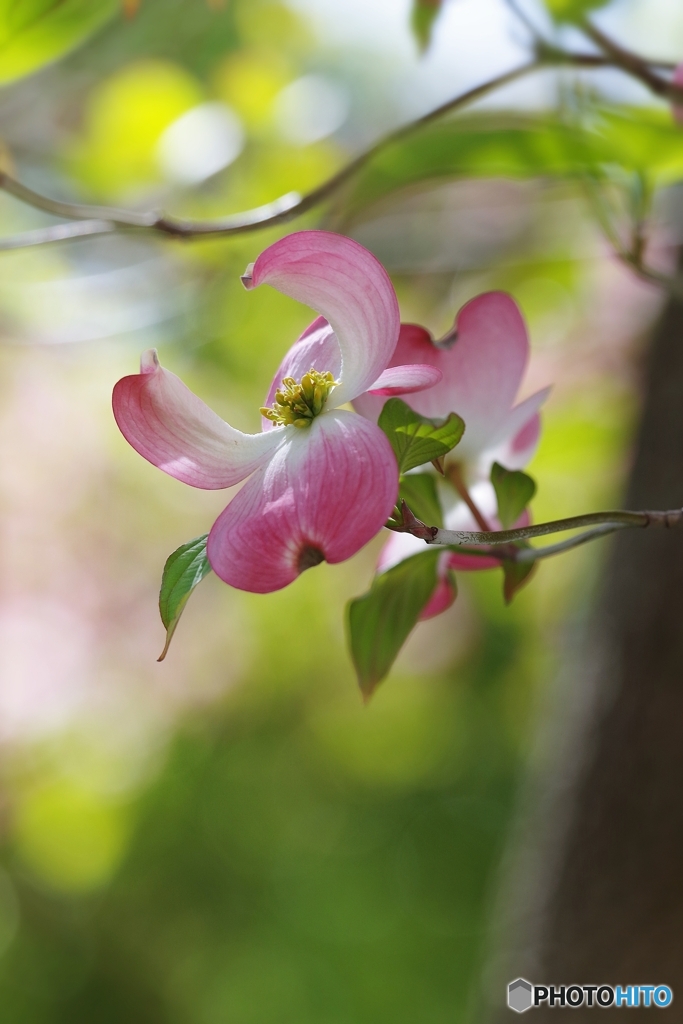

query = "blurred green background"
[0,0,680,1020]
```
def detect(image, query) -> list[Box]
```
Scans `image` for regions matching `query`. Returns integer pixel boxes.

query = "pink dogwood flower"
[357,291,550,618]
[112,230,442,593]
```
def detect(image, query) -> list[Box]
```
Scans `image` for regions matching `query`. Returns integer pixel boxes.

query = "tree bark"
[489,276,683,1019]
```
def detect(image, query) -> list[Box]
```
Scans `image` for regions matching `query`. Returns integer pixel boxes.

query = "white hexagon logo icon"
[508,978,533,1013]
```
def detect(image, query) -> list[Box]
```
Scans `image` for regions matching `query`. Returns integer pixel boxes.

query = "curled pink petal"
[247,230,400,406]
[113,350,283,489]
[207,411,398,593]
[261,317,342,431]
[366,363,442,396]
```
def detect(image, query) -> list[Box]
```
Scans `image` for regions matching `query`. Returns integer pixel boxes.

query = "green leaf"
[399,473,443,529]
[158,534,212,661]
[502,554,537,604]
[594,108,683,185]
[490,462,536,530]
[411,0,443,52]
[332,114,605,223]
[543,0,609,23]
[379,398,465,474]
[347,550,443,700]
[331,106,683,226]
[0,0,117,87]
[329,97,683,231]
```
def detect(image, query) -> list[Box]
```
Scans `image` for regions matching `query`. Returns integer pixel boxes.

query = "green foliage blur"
[0,0,116,86]
[543,0,609,23]
[0,0,678,1020]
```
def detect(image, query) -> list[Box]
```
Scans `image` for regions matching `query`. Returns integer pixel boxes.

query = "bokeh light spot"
[13,781,130,893]
[273,74,349,145]
[157,101,245,185]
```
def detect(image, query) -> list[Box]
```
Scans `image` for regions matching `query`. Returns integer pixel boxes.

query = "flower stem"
[446,463,493,532]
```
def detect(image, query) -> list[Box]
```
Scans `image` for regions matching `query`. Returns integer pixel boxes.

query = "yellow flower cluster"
[260,368,339,428]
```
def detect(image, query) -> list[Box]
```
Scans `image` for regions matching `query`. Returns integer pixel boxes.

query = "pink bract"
[353,292,550,475]
[113,230,442,594]
[371,292,549,619]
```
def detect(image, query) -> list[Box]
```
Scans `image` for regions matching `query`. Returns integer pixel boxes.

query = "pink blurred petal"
[354,294,531,460]
[483,413,540,474]
[420,571,457,620]
[510,412,540,454]
[247,230,400,406]
[488,386,550,447]
[377,533,455,620]
[207,411,398,592]
[262,317,342,431]
[445,550,502,572]
[410,293,530,457]
[377,530,429,572]
[478,386,550,473]
[352,324,434,421]
[113,350,283,489]
[366,363,443,396]
[377,532,454,620]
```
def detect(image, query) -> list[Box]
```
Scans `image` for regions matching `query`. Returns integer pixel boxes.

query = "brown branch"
[0,59,542,250]
[0,38,678,253]
[615,252,683,303]
[0,218,116,249]
[580,19,683,102]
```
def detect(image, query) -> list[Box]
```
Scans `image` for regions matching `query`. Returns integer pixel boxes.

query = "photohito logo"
[507,980,673,1012]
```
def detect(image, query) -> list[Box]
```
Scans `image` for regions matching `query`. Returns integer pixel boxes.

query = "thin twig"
[388,507,683,548]
[0,173,157,226]
[433,507,682,546]
[513,523,622,561]
[580,19,683,102]
[0,59,542,251]
[616,253,683,302]
[447,463,493,532]
[504,0,551,49]
[445,523,621,563]
[580,174,683,301]
[0,38,678,254]
[0,219,116,249]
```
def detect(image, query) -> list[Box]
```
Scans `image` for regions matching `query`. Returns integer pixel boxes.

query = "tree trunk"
[488,275,683,1019]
